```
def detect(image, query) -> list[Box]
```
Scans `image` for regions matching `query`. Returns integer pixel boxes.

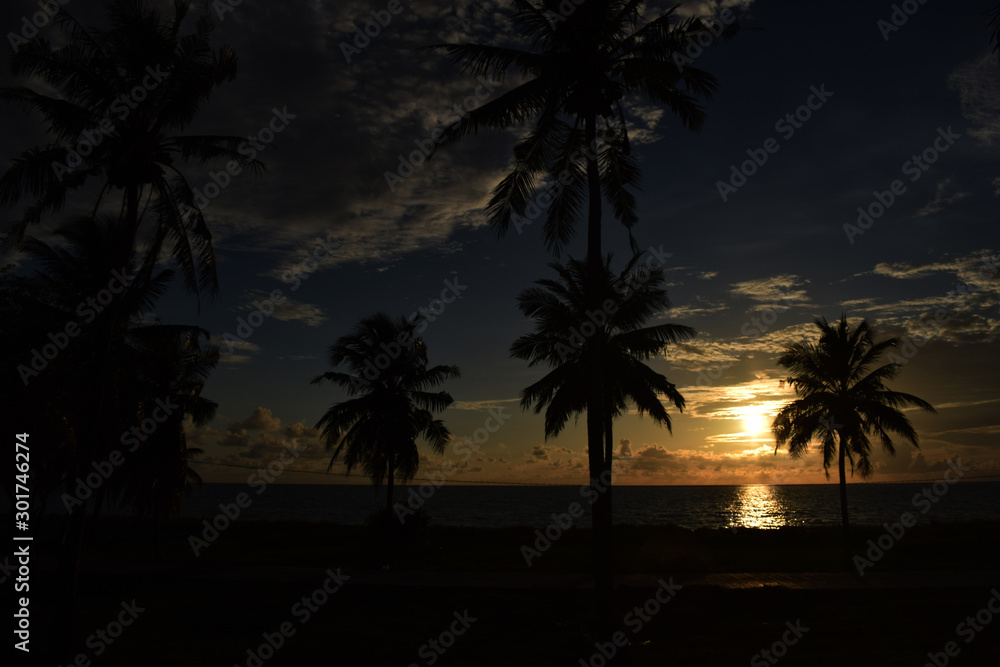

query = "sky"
[3,0,999,487]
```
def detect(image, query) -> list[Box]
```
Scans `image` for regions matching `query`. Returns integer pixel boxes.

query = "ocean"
[167,479,1000,529]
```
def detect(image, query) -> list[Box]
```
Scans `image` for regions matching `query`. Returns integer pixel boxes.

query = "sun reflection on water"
[724,484,802,530]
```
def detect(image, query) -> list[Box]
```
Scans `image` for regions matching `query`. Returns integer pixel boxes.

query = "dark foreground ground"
[6,518,1000,666]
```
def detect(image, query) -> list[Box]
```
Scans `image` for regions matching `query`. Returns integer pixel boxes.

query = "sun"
[741,409,771,435]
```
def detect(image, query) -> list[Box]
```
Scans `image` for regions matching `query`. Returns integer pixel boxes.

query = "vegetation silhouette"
[0,0,264,299]
[311,312,459,562]
[0,2,250,659]
[771,315,936,568]
[426,0,736,634]
[511,254,693,472]
[1,215,219,659]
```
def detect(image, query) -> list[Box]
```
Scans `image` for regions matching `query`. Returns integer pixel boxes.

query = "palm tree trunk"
[838,431,850,569]
[586,388,613,635]
[120,184,141,267]
[584,113,602,269]
[584,111,614,638]
[383,450,396,568]
[386,450,395,511]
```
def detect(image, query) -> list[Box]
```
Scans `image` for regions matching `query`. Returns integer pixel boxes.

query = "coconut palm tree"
[311,313,459,512]
[0,0,265,298]
[771,315,936,566]
[115,323,219,557]
[510,254,693,628]
[425,0,726,262]
[427,3,729,632]
[9,214,223,659]
[991,3,1000,57]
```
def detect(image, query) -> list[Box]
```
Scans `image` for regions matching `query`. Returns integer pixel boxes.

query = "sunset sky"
[3,0,999,486]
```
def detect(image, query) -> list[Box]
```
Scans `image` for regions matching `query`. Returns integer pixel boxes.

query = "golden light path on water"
[724,484,805,530]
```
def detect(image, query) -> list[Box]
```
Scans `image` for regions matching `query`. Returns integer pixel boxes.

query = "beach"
[16,517,1000,666]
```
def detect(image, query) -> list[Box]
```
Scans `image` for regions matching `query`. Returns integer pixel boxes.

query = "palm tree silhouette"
[990,3,1000,57]
[11,214,222,658]
[311,313,459,513]
[116,324,219,557]
[425,0,722,258]
[511,254,693,627]
[427,1,727,632]
[0,0,264,298]
[771,315,936,567]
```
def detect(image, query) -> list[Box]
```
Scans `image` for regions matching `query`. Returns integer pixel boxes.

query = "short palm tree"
[1,0,265,298]
[311,313,459,511]
[772,315,936,564]
[511,254,693,627]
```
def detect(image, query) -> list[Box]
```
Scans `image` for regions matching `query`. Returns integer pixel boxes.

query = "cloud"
[947,53,1000,145]
[215,336,261,365]
[240,290,328,326]
[228,406,282,432]
[730,274,809,308]
[916,179,970,217]
[450,398,520,411]
[619,438,632,456]
[219,427,251,448]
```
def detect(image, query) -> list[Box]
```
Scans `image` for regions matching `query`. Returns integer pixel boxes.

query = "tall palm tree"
[771,315,936,565]
[991,3,1000,58]
[311,313,459,512]
[427,3,728,631]
[0,0,265,298]
[425,0,724,262]
[511,254,693,629]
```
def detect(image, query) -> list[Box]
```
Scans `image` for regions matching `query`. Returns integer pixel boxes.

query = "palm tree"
[425,0,725,262]
[991,3,1000,58]
[311,313,459,512]
[511,254,693,629]
[10,214,223,659]
[771,315,936,566]
[427,3,728,630]
[116,324,219,557]
[0,0,265,298]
